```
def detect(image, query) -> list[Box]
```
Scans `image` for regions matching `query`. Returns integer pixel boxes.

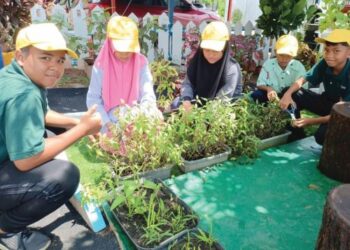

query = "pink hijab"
[94,38,147,112]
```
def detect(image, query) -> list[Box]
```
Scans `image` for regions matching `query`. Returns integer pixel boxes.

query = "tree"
[256,0,307,38]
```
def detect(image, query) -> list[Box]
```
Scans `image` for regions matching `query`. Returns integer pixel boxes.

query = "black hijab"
[187,42,232,99]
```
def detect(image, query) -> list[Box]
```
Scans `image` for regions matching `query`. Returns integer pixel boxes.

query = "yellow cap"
[200,21,229,52]
[16,23,78,59]
[275,35,298,57]
[107,16,140,53]
[315,29,350,46]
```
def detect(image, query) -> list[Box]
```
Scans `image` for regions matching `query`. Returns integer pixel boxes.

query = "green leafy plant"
[229,97,260,160]
[150,59,179,110]
[318,0,350,32]
[168,99,236,160]
[247,99,290,140]
[138,16,164,57]
[110,179,198,248]
[256,0,308,38]
[87,7,110,56]
[98,104,182,178]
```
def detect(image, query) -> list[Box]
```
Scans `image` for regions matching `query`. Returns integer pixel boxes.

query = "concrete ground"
[32,203,119,250]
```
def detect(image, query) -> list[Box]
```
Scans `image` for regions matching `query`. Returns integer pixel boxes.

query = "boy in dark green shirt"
[0,23,101,250]
[280,29,350,145]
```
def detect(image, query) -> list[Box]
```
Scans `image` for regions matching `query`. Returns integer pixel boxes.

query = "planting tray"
[166,228,224,250]
[110,181,199,250]
[122,164,175,181]
[180,146,231,173]
[259,131,291,150]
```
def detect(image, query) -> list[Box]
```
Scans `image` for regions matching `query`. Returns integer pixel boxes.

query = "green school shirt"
[305,58,350,102]
[0,60,47,164]
[257,58,306,93]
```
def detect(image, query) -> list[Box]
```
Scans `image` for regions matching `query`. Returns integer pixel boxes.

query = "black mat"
[47,88,88,113]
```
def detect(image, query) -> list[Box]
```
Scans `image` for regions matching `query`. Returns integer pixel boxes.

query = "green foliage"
[232,9,243,25]
[87,7,110,55]
[110,180,197,247]
[256,0,308,38]
[228,98,260,159]
[150,59,179,109]
[247,99,290,140]
[319,0,350,32]
[0,0,34,51]
[138,16,164,56]
[99,104,182,178]
[168,99,236,160]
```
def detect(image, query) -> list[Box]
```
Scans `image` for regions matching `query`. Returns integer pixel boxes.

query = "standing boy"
[0,23,101,250]
[280,29,350,145]
[251,34,306,103]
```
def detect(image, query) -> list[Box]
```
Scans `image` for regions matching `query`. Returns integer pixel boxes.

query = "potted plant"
[247,99,291,150]
[96,104,182,180]
[109,179,198,249]
[168,99,235,173]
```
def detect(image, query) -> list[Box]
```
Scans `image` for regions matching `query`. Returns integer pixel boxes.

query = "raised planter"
[259,131,291,150]
[167,228,224,250]
[180,146,231,173]
[138,163,175,181]
[110,181,199,250]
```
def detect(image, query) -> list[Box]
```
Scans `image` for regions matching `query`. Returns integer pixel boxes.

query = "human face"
[276,54,293,70]
[114,51,133,62]
[16,46,66,88]
[203,49,224,64]
[323,43,350,73]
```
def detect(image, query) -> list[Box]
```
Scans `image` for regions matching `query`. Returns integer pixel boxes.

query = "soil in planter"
[183,143,227,161]
[111,183,198,249]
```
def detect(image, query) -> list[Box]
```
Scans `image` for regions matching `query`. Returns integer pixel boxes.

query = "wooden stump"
[316,184,350,250]
[318,102,350,182]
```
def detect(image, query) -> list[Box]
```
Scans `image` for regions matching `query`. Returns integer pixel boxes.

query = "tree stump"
[316,184,350,250]
[318,102,350,182]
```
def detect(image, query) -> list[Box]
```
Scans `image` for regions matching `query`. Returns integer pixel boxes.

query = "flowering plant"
[230,34,263,86]
[182,27,201,66]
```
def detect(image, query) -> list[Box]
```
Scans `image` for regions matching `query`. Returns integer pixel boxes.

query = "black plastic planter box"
[110,181,199,250]
[166,228,224,250]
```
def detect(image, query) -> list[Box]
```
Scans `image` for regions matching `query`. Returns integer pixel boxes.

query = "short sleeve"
[4,93,45,161]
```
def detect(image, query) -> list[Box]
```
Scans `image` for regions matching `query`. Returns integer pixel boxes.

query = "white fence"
[30,1,274,66]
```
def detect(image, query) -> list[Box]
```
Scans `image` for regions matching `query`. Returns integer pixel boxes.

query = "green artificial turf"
[165,137,338,250]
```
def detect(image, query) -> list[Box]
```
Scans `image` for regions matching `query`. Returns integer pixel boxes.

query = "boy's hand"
[291,118,312,128]
[279,94,293,110]
[267,90,278,101]
[182,100,192,112]
[79,105,102,135]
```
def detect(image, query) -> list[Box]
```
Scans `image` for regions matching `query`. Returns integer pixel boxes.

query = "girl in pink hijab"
[87,16,160,133]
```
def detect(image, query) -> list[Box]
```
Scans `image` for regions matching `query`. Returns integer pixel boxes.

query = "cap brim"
[112,39,140,53]
[276,47,296,57]
[33,44,78,59]
[315,37,350,45]
[200,40,226,52]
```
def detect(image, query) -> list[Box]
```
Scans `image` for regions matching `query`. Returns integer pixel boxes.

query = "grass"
[66,137,110,186]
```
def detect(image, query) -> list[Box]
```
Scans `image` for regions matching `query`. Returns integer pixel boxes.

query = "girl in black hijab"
[180,21,242,111]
